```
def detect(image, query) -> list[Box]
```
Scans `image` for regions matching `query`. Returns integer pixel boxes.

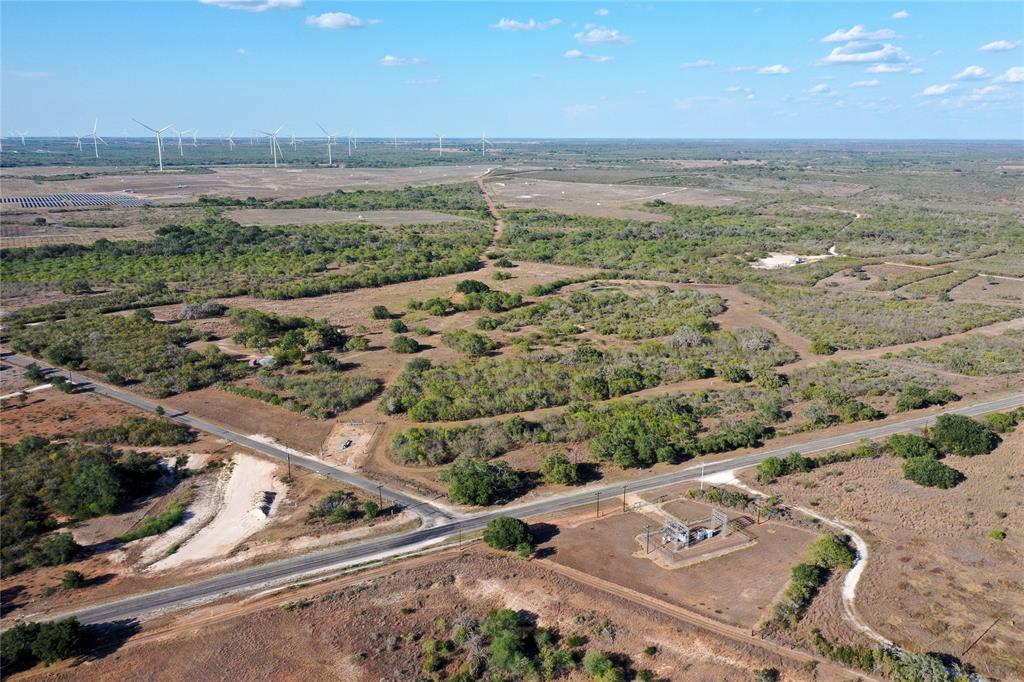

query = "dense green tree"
[483,517,533,551]
[929,414,999,456]
[439,459,522,505]
[903,456,962,489]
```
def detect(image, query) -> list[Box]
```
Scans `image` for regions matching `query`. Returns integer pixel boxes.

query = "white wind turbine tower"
[290,133,298,150]
[191,130,198,147]
[73,133,83,151]
[434,133,444,157]
[88,119,106,158]
[316,123,336,165]
[257,125,284,168]
[224,131,236,150]
[133,119,173,171]
[170,128,188,156]
[481,132,492,157]
[12,130,27,145]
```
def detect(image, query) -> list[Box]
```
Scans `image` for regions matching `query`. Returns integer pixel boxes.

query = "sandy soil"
[225,207,472,227]
[0,206,204,247]
[150,454,286,571]
[950,273,1024,307]
[739,428,1024,679]
[752,253,834,270]
[0,164,492,203]
[542,486,819,630]
[29,552,841,682]
[485,176,738,220]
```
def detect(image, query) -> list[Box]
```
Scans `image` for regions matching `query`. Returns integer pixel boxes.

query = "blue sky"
[2,1,1022,139]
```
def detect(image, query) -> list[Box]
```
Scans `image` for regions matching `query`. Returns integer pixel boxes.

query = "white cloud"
[821,25,897,43]
[806,83,836,96]
[821,42,909,65]
[564,103,597,118]
[995,66,1024,83]
[909,67,924,75]
[758,64,792,75]
[236,47,247,54]
[199,0,301,11]
[379,55,426,67]
[306,12,378,29]
[680,59,716,69]
[866,63,906,73]
[595,8,609,17]
[979,40,1021,52]
[891,10,910,19]
[726,86,755,99]
[849,79,880,88]
[490,17,561,31]
[726,65,758,73]
[564,49,612,63]
[922,84,956,96]
[575,25,631,45]
[952,65,988,81]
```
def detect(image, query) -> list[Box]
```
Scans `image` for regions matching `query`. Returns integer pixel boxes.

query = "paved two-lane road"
[0,352,455,524]
[14,373,1019,626]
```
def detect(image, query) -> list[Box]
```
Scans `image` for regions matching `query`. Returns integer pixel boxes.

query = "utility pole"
[700,462,706,491]
[377,483,384,509]
[458,523,463,547]
[645,524,651,554]
[595,491,601,519]
[621,485,627,513]
[287,452,291,479]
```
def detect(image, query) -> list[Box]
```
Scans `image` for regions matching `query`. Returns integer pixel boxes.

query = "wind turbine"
[435,133,444,157]
[347,131,353,156]
[12,130,27,145]
[133,118,173,171]
[481,132,492,156]
[257,125,284,168]
[393,136,398,150]
[73,133,83,151]
[290,133,297,150]
[316,123,336,165]
[224,131,236,150]
[191,130,198,147]
[88,119,106,158]
[170,128,188,156]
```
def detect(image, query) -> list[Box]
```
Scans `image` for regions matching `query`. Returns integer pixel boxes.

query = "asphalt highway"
[4,352,1022,626]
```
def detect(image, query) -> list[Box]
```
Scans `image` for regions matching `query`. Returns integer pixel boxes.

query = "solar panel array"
[0,193,151,208]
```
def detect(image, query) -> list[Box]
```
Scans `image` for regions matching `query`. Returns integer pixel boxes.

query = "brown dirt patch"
[542,491,819,629]
[740,429,1024,679]
[27,552,832,682]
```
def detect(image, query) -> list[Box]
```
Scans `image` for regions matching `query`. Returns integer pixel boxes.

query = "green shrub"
[887,433,938,458]
[929,414,999,456]
[540,453,581,486]
[810,338,836,355]
[119,495,190,541]
[39,533,81,567]
[756,457,785,483]
[984,412,1018,433]
[389,319,408,333]
[60,570,86,590]
[440,459,523,506]
[902,456,961,489]
[391,335,420,354]
[456,279,490,294]
[809,534,855,569]
[370,305,391,320]
[1,622,41,673]
[895,385,960,412]
[441,329,499,356]
[989,529,1006,540]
